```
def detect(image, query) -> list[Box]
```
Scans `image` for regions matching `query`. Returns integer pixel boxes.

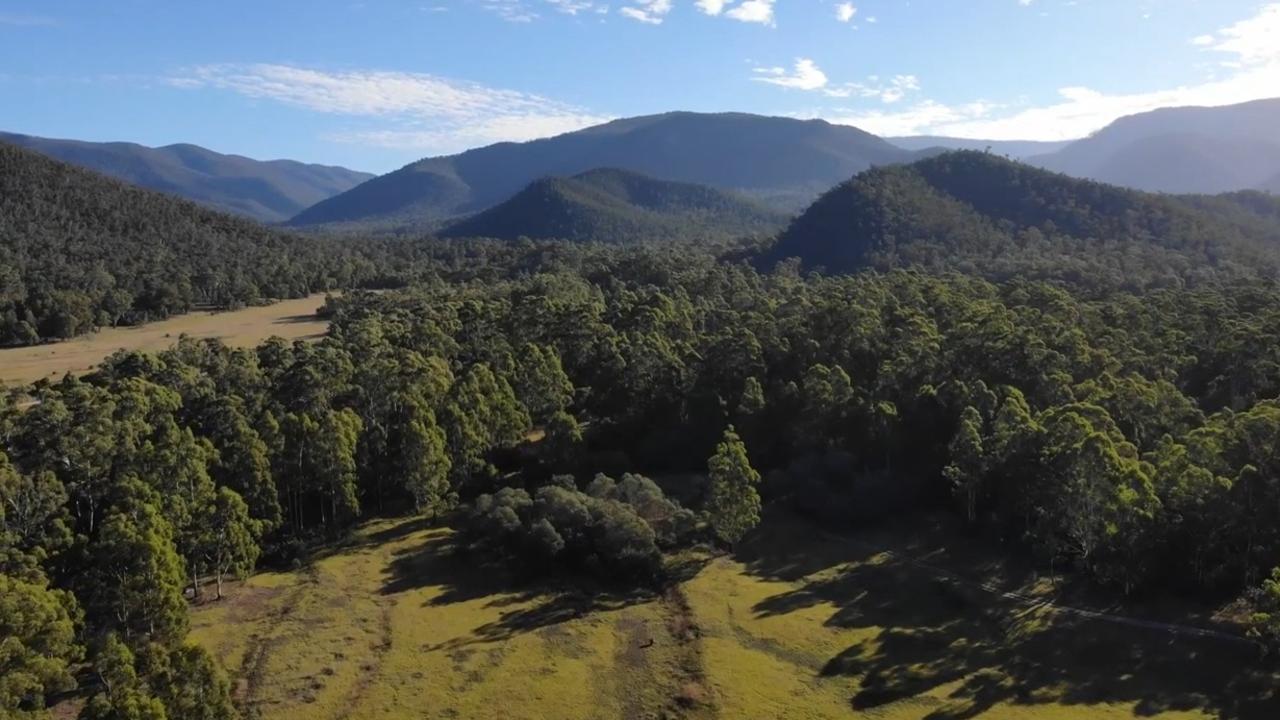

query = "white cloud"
[835,2,856,23]
[825,74,920,103]
[726,0,774,25]
[1207,3,1280,66]
[170,63,611,154]
[753,58,828,90]
[817,3,1280,140]
[697,0,774,24]
[620,0,672,24]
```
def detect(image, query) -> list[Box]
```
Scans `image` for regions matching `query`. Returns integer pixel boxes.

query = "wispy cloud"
[835,3,856,23]
[619,0,672,24]
[478,0,540,22]
[170,63,611,152]
[753,58,828,91]
[825,74,920,103]
[820,3,1280,139]
[753,59,920,104]
[543,0,609,16]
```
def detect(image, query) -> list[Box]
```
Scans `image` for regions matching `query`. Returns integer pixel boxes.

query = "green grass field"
[191,512,1280,720]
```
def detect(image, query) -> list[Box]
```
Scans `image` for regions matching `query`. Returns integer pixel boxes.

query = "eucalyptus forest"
[6,120,1280,719]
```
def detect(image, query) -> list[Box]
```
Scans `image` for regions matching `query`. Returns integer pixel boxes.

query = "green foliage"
[465,484,664,583]
[79,635,167,720]
[585,473,696,547]
[1247,567,1280,655]
[200,488,260,600]
[0,573,83,715]
[706,426,762,546]
[398,404,453,517]
[0,451,72,580]
[86,481,190,645]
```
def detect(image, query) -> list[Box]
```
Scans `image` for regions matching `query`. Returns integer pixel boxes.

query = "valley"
[6,7,1280,718]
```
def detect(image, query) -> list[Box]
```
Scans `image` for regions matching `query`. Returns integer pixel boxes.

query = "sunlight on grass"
[192,514,1271,720]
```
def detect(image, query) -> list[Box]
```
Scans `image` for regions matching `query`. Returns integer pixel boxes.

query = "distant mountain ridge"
[888,136,1073,159]
[1027,99,1280,194]
[440,168,787,243]
[761,151,1280,283]
[0,132,373,223]
[288,112,915,229]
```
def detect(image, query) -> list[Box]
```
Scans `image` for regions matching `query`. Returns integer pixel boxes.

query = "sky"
[1,1,1277,173]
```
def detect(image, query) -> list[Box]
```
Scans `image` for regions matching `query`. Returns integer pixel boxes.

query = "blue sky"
[1,0,1277,173]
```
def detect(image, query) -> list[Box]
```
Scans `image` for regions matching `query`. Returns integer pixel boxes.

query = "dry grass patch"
[0,294,329,386]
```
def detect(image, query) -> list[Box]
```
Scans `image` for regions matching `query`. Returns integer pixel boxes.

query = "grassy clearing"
[688,512,1278,719]
[191,511,1280,720]
[0,295,330,386]
[192,519,708,720]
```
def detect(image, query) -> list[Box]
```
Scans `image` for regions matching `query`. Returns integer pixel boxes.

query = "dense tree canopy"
[10,150,1280,716]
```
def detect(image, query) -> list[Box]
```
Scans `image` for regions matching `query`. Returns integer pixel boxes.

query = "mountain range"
[4,98,1277,237]
[1025,98,1280,194]
[288,112,915,230]
[0,132,373,223]
[440,168,787,243]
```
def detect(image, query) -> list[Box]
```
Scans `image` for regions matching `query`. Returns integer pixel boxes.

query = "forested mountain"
[1027,99,1280,194]
[888,136,1073,158]
[0,132,372,222]
[761,151,1280,288]
[440,168,787,243]
[288,112,913,229]
[0,142,400,345]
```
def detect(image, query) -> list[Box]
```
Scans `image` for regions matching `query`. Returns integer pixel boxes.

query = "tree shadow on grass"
[379,527,662,652]
[737,517,1280,720]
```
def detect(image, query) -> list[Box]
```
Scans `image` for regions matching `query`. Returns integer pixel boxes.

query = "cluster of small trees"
[462,437,760,583]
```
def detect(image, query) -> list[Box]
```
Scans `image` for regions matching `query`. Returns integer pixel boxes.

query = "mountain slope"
[0,132,373,223]
[0,141,377,345]
[760,151,1280,287]
[440,168,787,243]
[1027,99,1280,194]
[289,112,913,229]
